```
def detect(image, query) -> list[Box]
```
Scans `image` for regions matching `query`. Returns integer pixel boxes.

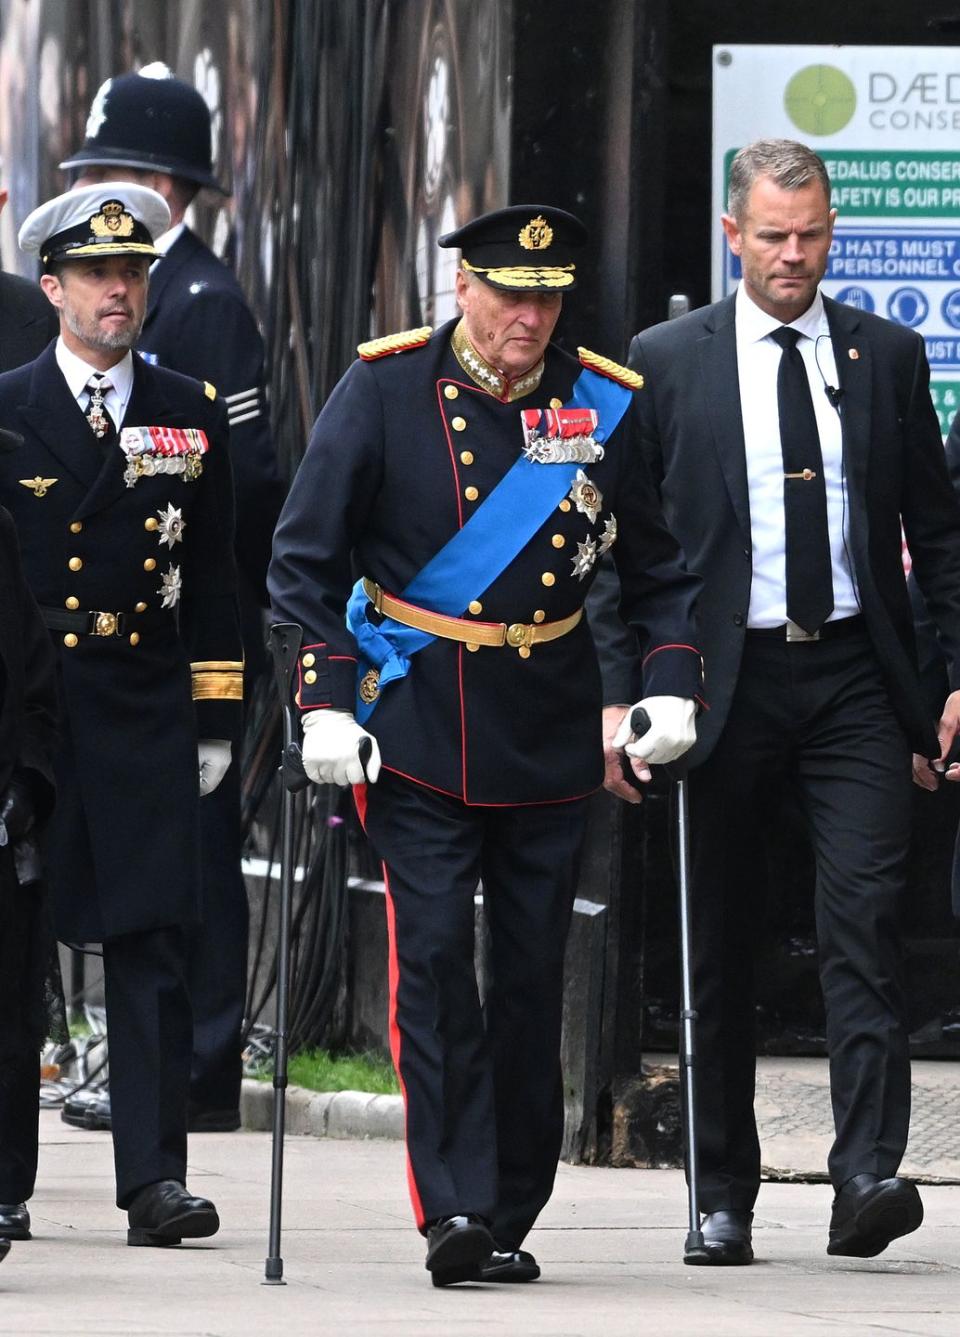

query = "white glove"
[301,709,382,786]
[612,696,697,765]
[198,739,232,796]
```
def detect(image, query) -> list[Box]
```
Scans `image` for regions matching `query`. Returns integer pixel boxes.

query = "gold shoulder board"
[578,346,644,391]
[357,326,433,361]
[204,381,217,400]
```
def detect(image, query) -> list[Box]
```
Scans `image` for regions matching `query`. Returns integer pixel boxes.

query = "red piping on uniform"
[380,762,600,809]
[458,644,469,799]
[352,782,426,1228]
[436,381,465,530]
[641,642,700,666]
[327,654,357,663]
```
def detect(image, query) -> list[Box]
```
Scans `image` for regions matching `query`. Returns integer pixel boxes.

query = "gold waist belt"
[362,578,583,656]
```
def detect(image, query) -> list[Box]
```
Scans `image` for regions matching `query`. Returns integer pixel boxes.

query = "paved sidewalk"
[4,1107,960,1336]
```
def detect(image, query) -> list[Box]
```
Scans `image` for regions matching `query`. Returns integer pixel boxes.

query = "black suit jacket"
[0,271,58,374]
[610,292,960,766]
[0,345,241,939]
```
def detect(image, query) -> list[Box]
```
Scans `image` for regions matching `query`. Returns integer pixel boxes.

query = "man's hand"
[912,753,939,792]
[198,739,232,796]
[602,704,647,804]
[937,689,960,782]
[301,709,381,786]
[613,695,697,765]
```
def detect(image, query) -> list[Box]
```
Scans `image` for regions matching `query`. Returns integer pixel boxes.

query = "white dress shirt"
[55,339,135,432]
[734,285,860,628]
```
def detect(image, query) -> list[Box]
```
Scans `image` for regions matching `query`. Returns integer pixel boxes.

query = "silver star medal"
[598,514,618,555]
[158,563,182,609]
[571,535,598,581]
[156,503,186,547]
[569,469,603,524]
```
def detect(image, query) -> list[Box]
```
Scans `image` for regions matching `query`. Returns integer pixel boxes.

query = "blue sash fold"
[347,366,633,721]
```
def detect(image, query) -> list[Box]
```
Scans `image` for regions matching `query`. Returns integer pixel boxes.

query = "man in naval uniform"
[61,65,284,1131]
[0,182,243,1244]
[269,205,704,1286]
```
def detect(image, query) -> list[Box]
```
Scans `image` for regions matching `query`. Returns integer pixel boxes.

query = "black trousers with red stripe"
[361,770,589,1249]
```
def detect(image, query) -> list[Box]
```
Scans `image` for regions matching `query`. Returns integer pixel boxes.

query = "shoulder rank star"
[19,476,58,498]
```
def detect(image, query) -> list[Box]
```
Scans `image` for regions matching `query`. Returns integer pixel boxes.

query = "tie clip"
[784,469,816,480]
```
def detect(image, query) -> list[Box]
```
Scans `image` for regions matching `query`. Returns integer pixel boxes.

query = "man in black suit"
[0,182,243,1245]
[0,188,58,368]
[59,64,284,1132]
[601,139,960,1264]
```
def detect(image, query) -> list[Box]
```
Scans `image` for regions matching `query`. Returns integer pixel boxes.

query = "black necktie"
[769,327,834,634]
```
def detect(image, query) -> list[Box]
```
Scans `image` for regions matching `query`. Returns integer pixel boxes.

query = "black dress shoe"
[188,1107,241,1133]
[127,1179,220,1247]
[425,1214,494,1287]
[478,1248,541,1282]
[827,1174,923,1258]
[61,1088,112,1131]
[0,1203,31,1240]
[688,1209,754,1266]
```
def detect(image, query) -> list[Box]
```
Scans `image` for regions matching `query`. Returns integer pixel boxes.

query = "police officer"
[60,63,284,1131]
[0,182,243,1244]
[269,206,703,1285]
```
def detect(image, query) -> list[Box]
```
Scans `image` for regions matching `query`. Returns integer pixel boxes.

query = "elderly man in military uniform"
[60,62,284,1135]
[269,205,703,1286]
[0,182,242,1245]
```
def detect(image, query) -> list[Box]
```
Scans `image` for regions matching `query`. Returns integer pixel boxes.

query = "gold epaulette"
[204,381,217,400]
[577,346,644,391]
[357,326,433,361]
[191,659,244,701]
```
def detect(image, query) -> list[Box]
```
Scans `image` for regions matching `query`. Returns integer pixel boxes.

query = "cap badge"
[518,215,554,251]
[91,200,135,238]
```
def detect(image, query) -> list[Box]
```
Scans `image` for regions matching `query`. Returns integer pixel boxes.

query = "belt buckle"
[786,620,819,643]
[92,611,121,637]
[371,582,385,616]
[505,622,534,652]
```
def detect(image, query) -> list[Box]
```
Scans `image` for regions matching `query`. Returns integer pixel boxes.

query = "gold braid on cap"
[461,259,575,289]
[578,347,644,391]
[357,327,433,361]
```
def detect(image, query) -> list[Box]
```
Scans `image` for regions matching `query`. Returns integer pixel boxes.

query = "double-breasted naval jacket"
[269,318,703,807]
[0,343,242,940]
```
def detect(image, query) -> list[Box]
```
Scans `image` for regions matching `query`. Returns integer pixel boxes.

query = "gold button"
[451,416,467,432]
[541,572,556,587]
[302,653,316,668]
[143,557,157,571]
[63,633,78,648]
[468,600,483,615]
[65,596,80,610]
[465,486,479,501]
[466,643,479,652]
[135,601,147,613]
[144,517,159,532]
[552,534,565,548]
[518,645,532,659]
[444,385,459,400]
[304,669,318,685]
[69,521,82,534]
[533,610,546,623]
[68,556,82,572]
[129,632,140,647]
[460,450,474,465]
[559,499,571,512]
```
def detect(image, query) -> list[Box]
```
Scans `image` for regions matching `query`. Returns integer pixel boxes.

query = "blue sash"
[347,366,633,721]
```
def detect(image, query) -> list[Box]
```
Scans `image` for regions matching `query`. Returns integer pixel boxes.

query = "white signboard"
[713,44,960,435]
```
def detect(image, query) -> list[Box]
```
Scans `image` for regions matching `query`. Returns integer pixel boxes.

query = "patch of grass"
[256,1048,400,1096]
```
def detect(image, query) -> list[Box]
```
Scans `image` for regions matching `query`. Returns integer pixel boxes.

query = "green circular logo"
[784,65,856,136]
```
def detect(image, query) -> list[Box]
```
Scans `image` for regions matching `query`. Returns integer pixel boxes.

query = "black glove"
[0,776,36,848]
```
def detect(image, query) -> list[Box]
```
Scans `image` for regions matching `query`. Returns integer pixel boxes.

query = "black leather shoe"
[0,1203,31,1240]
[689,1210,754,1266]
[827,1174,923,1258]
[478,1248,541,1282]
[61,1088,112,1131]
[425,1214,494,1287]
[0,1238,9,1263]
[188,1108,241,1133]
[127,1180,220,1247]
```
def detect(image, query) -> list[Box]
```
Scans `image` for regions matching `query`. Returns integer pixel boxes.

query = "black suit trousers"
[361,771,588,1248]
[687,621,912,1210]
[102,926,193,1207]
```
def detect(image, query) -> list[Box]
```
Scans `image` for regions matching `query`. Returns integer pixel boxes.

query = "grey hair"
[727,139,831,220]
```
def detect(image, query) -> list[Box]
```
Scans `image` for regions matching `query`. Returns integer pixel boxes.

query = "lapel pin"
[848,348,860,360]
[19,476,58,498]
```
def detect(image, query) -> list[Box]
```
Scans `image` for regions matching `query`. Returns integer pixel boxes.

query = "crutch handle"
[629,705,652,736]
[281,742,310,793]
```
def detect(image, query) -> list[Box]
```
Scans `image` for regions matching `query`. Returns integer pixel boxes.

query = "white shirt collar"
[735,283,826,344]
[55,337,135,403]
[153,221,186,256]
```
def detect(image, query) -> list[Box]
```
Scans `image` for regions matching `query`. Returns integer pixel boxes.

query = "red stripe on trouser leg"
[352,782,427,1229]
